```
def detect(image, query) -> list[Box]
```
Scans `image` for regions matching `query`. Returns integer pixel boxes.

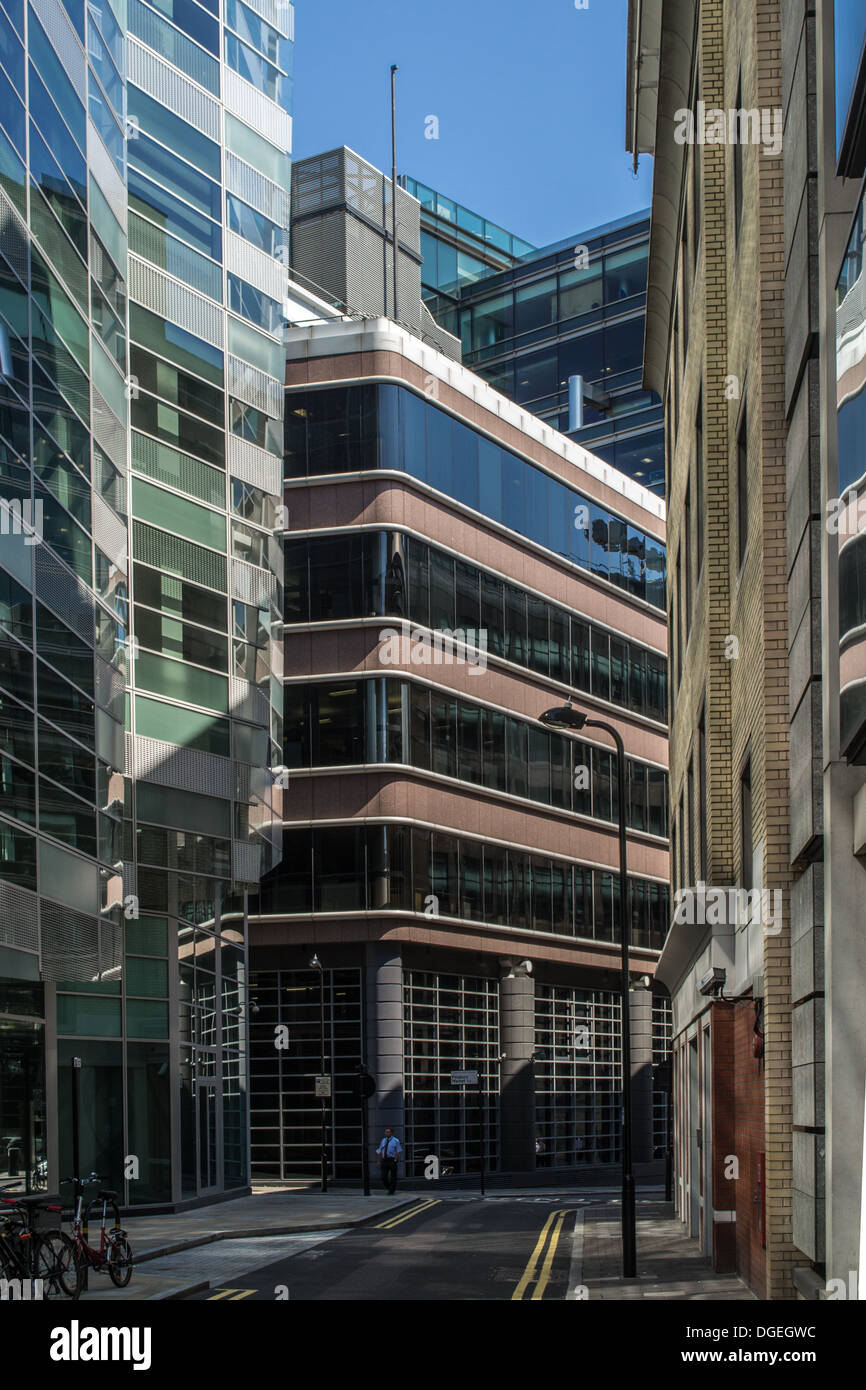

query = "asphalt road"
[184,1197,579,1301]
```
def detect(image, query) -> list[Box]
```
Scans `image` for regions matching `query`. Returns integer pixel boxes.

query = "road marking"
[531,1210,568,1301]
[206,1287,257,1301]
[511,1210,574,1301]
[511,1211,558,1300]
[375,1199,441,1230]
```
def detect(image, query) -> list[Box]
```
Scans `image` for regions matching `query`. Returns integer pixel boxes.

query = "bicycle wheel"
[107,1233,133,1287]
[36,1231,81,1300]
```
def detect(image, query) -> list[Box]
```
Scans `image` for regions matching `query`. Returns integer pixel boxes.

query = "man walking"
[376,1126,403,1195]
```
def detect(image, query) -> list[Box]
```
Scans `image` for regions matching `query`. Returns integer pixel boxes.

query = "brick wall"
[659,0,799,1298]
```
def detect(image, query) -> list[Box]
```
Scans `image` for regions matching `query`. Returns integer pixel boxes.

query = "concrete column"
[630,990,655,1164]
[365,943,404,1154]
[499,971,535,1172]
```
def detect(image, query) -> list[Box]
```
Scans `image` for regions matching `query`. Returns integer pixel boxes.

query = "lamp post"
[539,699,636,1278]
[310,954,328,1193]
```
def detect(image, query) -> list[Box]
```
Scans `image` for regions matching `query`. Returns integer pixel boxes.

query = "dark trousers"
[381,1157,398,1194]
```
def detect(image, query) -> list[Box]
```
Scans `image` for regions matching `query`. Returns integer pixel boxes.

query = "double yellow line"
[511,1209,573,1301]
[374,1198,441,1230]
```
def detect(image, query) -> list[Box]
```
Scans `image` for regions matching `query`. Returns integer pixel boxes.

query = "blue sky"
[292,0,654,250]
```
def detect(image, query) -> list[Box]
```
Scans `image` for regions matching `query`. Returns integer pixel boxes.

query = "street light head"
[540,703,587,732]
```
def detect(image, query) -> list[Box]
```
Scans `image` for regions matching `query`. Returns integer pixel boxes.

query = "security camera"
[699,966,726,998]
[520,960,533,975]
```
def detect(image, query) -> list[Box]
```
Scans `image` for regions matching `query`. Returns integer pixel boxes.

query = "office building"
[629,0,866,1300]
[627,0,798,1298]
[0,0,292,1208]
[401,177,665,497]
[247,311,672,1182]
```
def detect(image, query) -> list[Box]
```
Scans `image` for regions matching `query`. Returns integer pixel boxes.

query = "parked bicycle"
[61,1174,133,1288]
[0,1184,81,1299]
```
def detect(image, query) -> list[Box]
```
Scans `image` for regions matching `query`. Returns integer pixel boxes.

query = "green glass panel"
[135,651,228,712]
[132,479,226,550]
[227,315,282,379]
[56,994,122,1036]
[225,113,289,184]
[124,916,169,956]
[125,957,168,997]
[135,693,230,755]
[126,998,169,1038]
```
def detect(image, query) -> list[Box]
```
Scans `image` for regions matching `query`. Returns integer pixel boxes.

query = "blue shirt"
[377,1136,402,1158]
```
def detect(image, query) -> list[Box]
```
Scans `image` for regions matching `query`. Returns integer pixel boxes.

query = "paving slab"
[574,1201,756,1300]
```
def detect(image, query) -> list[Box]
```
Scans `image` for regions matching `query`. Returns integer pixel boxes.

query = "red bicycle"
[60,1174,133,1288]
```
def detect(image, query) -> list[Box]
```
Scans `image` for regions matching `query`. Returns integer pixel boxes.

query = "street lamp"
[310,954,328,1194]
[539,698,636,1278]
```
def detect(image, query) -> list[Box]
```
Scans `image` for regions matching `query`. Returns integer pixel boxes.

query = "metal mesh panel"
[133,520,227,592]
[345,151,385,228]
[228,435,281,494]
[226,153,290,227]
[233,840,262,886]
[92,386,128,475]
[345,217,388,317]
[232,558,277,606]
[99,917,123,980]
[290,213,348,307]
[129,257,223,347]
[96,654,125,720]
[131,432,224,507]
[292,150,344,217]
[35,546,95,644]
[40,901,100,983]
[127,38,220,138]
[127,733,232,799]
[91,494,128,571]
[0,186,29,279]
[0,880,39,954]
[223,68,292,149]
[227,356,282,417]
[30,0,86,94]
[225,231,285,300]
[230,676,269,726]
[87,118,127,228]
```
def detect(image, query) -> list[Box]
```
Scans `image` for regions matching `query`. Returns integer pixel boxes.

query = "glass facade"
[401,179,664,497]
[285,384,667,608]
[534,984,622,1165]
[285,531,667,723]
[835,0,866,164]
[255,824,669,952]
[403,970,500,1178]
[836,193,866,756]
[249,967,363,1180]
[0,0,290,1205]
[282,677,668,838]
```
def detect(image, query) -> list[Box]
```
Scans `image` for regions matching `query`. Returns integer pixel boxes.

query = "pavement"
[74,1187,754,1301]
[573,1200,755,1300]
